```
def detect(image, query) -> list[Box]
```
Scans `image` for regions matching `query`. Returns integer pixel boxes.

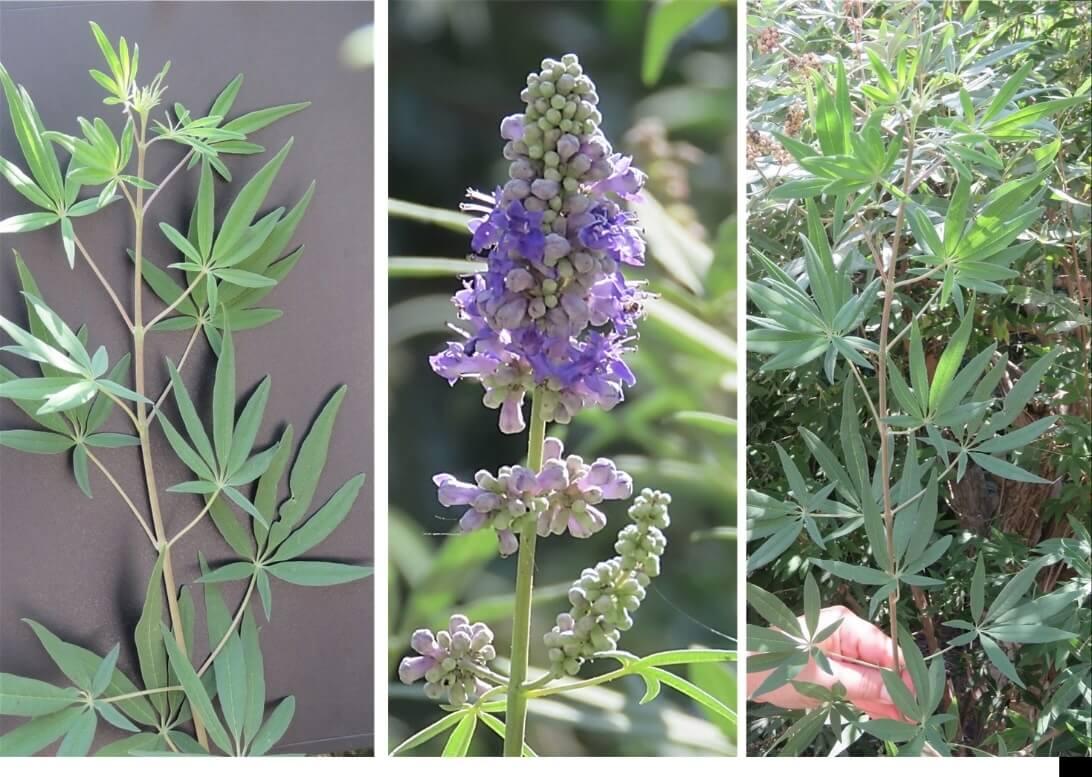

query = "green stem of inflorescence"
[502,387,547,756]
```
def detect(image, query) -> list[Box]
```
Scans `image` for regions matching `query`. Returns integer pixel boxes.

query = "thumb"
[825,659,893,708]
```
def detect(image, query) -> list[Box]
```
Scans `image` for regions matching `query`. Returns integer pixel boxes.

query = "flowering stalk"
[398,54,682,758]
[503,388,546,754]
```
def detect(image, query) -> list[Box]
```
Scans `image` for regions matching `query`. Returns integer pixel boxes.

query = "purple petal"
[399,655,437,684]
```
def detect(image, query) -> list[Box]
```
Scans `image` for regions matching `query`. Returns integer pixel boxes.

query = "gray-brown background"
[0,1,374,754]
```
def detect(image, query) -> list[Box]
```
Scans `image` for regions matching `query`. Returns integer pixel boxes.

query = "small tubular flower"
[433,437,633,555]
[431,53,651,433]
[543,488,671,676]
[398,614,497,705]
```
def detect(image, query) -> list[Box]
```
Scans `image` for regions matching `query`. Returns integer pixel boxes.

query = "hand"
[747,605,914,720]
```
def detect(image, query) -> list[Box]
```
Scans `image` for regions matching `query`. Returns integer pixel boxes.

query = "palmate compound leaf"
[194,385,371,612]
[747,422,862,573]
[0,285,147,416]
[941,349,1063,484]
[745,586,846,699]
[905,175,1047,309]
[768,70,903,202]
[593,650,737,726]
[942,556,1080,688]
[24,620,147,715]
[168,73,309,182]
[138,159,314,349]
[159,329,278,525]
[748,245,879,382]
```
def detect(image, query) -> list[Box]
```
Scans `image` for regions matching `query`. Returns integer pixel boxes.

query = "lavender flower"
[431,53,651,433]
[544,488,671,676]
[398,614,497,705]
[433,437,633,554]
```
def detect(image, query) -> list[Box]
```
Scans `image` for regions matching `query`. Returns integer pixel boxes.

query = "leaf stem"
[197,574,257,677]
[166,491,221,548]
[146,270,207,330]
[526,666,630,699]
[97,685,183,704]
[105,391,142,430]
[147,323,202,424]
[887,283,943,352]
[502,388,547,757]
[142,150,194,215]
[72,233,135,331]
[84,446,156,544]
[847,360,883,430]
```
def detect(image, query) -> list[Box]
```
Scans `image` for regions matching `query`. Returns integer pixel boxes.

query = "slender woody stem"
[877,115,918,673]
[503,388,547,757]
[129,118,209,750]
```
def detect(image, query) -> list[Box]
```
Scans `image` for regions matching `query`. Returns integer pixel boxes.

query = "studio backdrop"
[0,1,374,754]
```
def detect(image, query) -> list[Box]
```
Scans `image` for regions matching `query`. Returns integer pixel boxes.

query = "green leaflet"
[274,385,348,531]
[441,710,478,757]
[247,696,295,756]
[212,328,237,467]
[0,429,73,454]
[134,553,169,720]
[240,610,266,749]
[267,473,365,562]
[160,623,232,754]
[213,630,247,745]
[0,707,83,756]
[265,560,373,587]
[0,674,80,717]
[213,140,293,260]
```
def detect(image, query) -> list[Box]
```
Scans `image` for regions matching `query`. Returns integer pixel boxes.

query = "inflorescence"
[544,488,670,675]
[400,54,669,705]
[398,615,498,705]
[433,436,633,555]
[431,53,650,433]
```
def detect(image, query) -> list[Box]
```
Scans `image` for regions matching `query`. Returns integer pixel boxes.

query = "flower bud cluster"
[432,53,651,433]
[544,488,671,676]
[398,614,497,705]
[433,437,633,556]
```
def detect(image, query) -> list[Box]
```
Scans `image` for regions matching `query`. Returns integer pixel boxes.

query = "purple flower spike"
[431,53,651,432]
